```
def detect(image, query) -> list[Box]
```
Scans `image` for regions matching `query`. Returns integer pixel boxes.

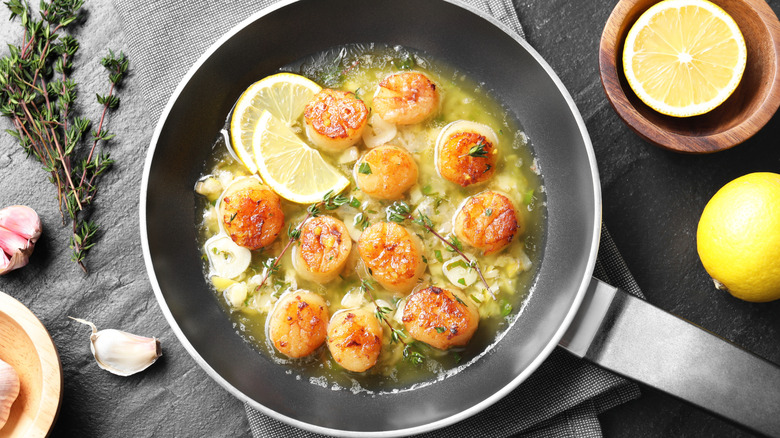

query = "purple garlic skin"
[0,205,42,275]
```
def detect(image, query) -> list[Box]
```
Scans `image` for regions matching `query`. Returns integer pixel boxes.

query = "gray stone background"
[1,0,779,437]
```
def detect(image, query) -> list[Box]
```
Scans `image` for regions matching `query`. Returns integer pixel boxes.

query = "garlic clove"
[0,226,31,256]
[70,317,162,377]
[0,205,41,275]
[0,358,20,429]
[0,252,10,276]
[0,205,42,241]
[0,226,34,275]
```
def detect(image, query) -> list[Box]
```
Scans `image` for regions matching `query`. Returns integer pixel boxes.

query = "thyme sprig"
[0,0,129,272]
[387,201,496,300]
[254,190,349,292]
[358,279,424,365]
[463,139,489,158]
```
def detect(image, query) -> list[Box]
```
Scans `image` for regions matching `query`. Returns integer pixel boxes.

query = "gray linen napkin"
[113,0,641,436]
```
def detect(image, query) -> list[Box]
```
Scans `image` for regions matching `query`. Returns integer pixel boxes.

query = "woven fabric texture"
[111,0,642,436]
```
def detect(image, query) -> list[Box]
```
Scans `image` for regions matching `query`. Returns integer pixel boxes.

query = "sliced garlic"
[224,282,248,308]
[341,287,365,308]
[0,358,20,429]
[362,113,397,148]
[204,233,251,279]
[442,255,478,288]
[194,176,224,202]
[70,317,161,377]
[393,298,407,324]
[0,205,41,275]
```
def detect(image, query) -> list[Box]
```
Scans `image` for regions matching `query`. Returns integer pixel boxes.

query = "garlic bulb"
[0,205,42,275]
[70,317,162,377]
[0,358,20,429]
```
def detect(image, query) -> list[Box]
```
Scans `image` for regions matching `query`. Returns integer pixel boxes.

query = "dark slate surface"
[0,0,778,437]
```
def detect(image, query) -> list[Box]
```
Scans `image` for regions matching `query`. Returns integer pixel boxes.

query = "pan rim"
[139,0,602,436]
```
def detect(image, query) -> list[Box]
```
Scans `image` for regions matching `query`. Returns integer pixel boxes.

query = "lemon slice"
[230,73,322,172]
[623,0,746,117]
[253,111,349,204]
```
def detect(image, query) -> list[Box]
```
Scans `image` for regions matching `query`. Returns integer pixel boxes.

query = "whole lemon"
[697,172,780,302]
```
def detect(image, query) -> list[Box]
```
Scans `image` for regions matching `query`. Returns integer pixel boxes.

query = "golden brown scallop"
[358,222,426,293]
[292,216,352,283]
[267,290,329,358]
[304,88,369,152]
[373,71,439,125]
[454,191,522,255]
[435,120,499,187]
[354,145,418,200]
[327,308,383,372]
[219,177,284,250]
[402,286,479,350]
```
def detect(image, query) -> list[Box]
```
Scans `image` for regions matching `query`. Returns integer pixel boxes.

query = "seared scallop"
[435,120,498,187]
[267,290,329,358]
[218,177,284,250]
[304,88,368,152]
[354,145,418,200]
[292,216,352,283]
[402,286,479,350]
[358,222,426,293]
[373,71,439,125]
[327,308,383,372]
[454,191,522,255]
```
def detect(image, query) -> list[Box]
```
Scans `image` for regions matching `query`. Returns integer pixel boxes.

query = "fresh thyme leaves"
[0,0,129,273]
[465,139,488,158]
[500,300,513,317]
[359,279,412,352]
[448,235,463,252]
[387,201,496,300]
[434,326,446,333]
[358,162,372,175]
[403,344,424,365]
[523,188,535,205]
[353,212,370,231]
[254,190,346,292]
[392,53,416,70]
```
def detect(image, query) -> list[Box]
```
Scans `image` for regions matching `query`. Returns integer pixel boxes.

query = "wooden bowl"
[0,292,61,437]
[600,0,780,153]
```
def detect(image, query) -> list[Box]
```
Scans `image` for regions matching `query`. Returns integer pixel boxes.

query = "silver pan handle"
[560,277,780,437]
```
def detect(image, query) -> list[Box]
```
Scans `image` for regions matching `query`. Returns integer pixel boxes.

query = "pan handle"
[559,277,780,436]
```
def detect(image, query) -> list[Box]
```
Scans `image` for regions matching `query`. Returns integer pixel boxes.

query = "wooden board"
[0,292,61,438]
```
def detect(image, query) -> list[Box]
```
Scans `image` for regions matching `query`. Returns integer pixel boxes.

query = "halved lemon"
[253,111,349,204]
[623,0,746,117]
[230,73,322,173]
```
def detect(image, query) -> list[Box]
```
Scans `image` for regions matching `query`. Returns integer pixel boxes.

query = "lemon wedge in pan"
[252,111,349,204]
[229,73,322,173]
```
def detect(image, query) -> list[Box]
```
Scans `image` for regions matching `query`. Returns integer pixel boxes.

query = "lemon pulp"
[229,73,322,173]
[252,111,349,204]
[623,0,746,117]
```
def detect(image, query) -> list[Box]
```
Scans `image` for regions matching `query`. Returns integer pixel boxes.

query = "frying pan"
[140,0,780,436]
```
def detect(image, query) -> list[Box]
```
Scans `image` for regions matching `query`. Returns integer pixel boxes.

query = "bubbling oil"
[195,44,546,391]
